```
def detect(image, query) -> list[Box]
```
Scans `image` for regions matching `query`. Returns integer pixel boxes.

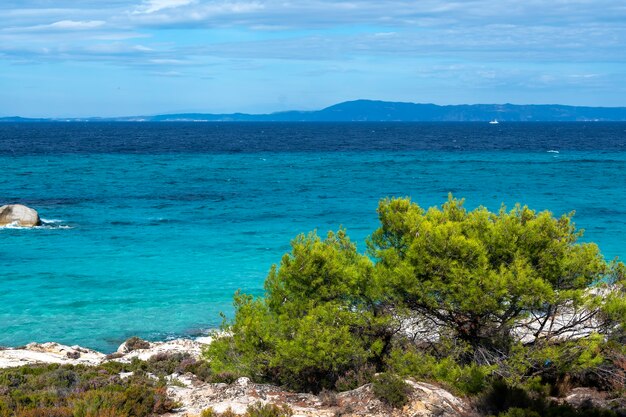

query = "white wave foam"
[547,150,560,153]
[1,220,73,230]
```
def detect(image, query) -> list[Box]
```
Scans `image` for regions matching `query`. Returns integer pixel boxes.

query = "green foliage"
[0,363,178,417]
[387,345,493,395]
[205,230,393,392]
[369,195,623,351]
[480,379,624,417]
[145,352,212,381]
[371,373,411,408]
[205,195,625,405]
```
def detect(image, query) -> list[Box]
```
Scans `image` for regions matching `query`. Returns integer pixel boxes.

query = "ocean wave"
[41,218,64,224]
[0,219,73,230]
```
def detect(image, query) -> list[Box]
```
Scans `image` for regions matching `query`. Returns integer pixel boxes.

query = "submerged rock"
[0,204,41,227]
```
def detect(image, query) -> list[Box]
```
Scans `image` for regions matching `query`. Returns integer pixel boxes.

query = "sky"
[1,0,626,117]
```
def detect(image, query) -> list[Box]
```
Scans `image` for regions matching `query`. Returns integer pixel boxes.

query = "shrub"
[245,402,293,417]
[334,364,375,392]
[0,363,176,417]
[369,196,625,354]
[123,337,150,352]
[497,408,541,417]
[371,373,411,408]
[387,345,493,395]
[204,229,393,392]
[204,196,625,401]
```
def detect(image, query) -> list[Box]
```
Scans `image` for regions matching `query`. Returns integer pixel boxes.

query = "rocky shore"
[2,339,622,417]
[0,338,474,416]
[0,338,211,368]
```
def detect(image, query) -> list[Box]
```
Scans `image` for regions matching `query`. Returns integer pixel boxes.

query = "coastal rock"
[0,342,105,368]
[0,204,41,227]
[554,387,626,414]
[164,376,475,417]
[0,338,211,369]
[116,338,209,362]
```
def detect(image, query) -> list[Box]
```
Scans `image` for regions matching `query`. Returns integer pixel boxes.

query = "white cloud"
[48,20,106,30]
[3,20,106,32]
[134,0,196,14]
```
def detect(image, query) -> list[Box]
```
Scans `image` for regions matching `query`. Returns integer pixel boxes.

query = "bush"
[205,230,393,392]
[369,196,625,353]
[387,345,493,395]
[245,403,293,417]
[204,196,625,403]
[334,364,375,392]
[497,408,541,417]
[0,363,176,417]
[371,373,411,408]
[123,337,150,352]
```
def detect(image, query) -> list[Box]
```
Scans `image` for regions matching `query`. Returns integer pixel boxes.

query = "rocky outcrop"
[0,338,210,368]
[164,376,475,417]
[0,204,41,227]
[0,339,475,416]
[0,342,105,368]
[554,387,626,415]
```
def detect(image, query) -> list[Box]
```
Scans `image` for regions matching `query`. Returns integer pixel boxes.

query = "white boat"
[489,120,499,124]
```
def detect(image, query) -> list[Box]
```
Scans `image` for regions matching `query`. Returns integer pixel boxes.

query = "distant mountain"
[3,100,626,122]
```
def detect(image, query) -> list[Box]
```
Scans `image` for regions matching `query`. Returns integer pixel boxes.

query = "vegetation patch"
[201,402,293,417]
[0,363,177,417]
[122,336,151,352]
[204,196,626,414]
[371,373,411,408]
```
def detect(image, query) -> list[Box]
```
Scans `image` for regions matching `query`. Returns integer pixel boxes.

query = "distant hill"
[3,100,626,122]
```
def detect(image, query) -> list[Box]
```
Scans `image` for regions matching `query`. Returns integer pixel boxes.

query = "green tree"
[205,230,394,392]
[205,196,625,395]
[369,196,625,355]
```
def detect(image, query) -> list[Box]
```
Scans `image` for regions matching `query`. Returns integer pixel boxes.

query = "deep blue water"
[1,122,625,352]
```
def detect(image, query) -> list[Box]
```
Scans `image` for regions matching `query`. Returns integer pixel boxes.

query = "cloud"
[4,20,106,32]
[134,0,196,14]
[1,0,626,102]
[47,20,106,30]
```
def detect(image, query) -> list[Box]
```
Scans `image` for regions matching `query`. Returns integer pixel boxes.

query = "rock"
[0,342,105,367]
[556,387,626,414]
[117,336,152,353]
[115,338,209,362]
[0,204,41,227]
[163,377,476,417]
[0,337,211,369]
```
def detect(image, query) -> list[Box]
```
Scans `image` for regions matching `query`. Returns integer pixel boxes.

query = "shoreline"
[0,336,213,369]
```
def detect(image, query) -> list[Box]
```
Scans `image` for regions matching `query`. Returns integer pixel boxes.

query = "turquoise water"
[1,123,625,351]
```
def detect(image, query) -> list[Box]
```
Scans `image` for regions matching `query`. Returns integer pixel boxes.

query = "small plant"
[245,403,293,417]
[105,352,124,360]
[371,373,411,408]
[211,371,239,384]
[319,388,338,407]
[334,364,375,392]
[201,403,292,417]
[0,363,176,417]
[496,408,541,417]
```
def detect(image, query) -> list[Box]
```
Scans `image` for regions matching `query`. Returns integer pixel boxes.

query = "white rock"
[0,204,41,227]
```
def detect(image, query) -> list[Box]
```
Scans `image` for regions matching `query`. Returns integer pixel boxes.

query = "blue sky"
[1,0,626,117]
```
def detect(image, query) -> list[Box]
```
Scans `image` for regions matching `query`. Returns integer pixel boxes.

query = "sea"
[1,122,625,352]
